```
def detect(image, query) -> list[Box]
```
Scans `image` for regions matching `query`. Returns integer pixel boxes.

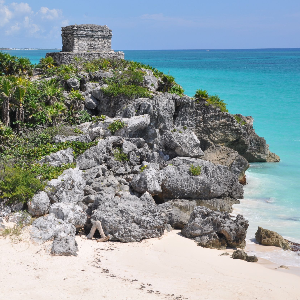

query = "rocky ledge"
[0,58,280,256]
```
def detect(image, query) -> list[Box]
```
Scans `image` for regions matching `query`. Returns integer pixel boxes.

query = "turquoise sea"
[3,49,300,266]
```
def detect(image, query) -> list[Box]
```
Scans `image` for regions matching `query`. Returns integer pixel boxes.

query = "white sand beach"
[1,228,300,300]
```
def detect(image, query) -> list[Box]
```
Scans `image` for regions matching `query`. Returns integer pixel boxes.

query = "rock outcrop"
[91,193,167,242]
[255,227,291,250]
[182,207,249,249]
[232,250,258,262]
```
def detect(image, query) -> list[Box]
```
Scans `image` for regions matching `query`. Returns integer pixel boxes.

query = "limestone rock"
[53,134,92,143]
[91,194,167,242]
[143,69,159,91]
[181,207,248,248]
[39,148,74,167]
[45,168,85,204]
[66,78,80,90]
[161,130,204,158]
[9,211,32,225]
[0,217,5,231]
[255,227,291,250]
[232,250,258,262]
[85,94,99,110]
[28,191,51,217]
[51,236,78,256]
[203,145,249,183]
[132,157,243,201]
[30,214,76,244]
[49,203,87,228]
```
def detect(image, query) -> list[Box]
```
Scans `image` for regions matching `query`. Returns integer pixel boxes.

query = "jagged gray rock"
[131,157,243,201]
[45,168,85,204]
[91,193,167,242]
[30,214,76,243]
[203,145,249,183]
[66,78,80,90]
[49,203,87,229]
[0,203,11,218]
[53,134,92,143]
[28,191,51,217]
[85,94,99,110]
[51,236,78,256]
[9,211,32,225]
[181,207,248,248]
[39,148,74,167]
[0,217,5,231]
[161,130,204,158]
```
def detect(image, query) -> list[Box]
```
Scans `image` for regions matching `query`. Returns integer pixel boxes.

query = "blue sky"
[1,0,300,49]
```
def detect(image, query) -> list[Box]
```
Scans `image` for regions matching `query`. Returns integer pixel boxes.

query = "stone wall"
[46,24,124,65]
[46,51,124,66]
[62,24,112,52]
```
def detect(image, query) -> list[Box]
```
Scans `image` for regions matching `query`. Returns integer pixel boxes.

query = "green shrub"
[113,147,128,162]
[0,166,45,204]
[92,115,106,123]
[206,95,228,112]
[189,164,202,176]
[194,89,208,100]
[69,89,85,101]
[234,114,246,125]
[108,119,125,134]
[102,83,151,99]
[0,52,33,76]
[170,84,184,96]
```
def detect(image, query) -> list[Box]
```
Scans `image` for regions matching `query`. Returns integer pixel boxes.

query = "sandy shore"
[1,228,300,300]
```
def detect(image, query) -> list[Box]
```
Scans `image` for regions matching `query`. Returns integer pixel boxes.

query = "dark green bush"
[194,89,208,100]
[0,166,45,204]
[206,95,228,112]
[102,84,151,99]
[0,52,33,76]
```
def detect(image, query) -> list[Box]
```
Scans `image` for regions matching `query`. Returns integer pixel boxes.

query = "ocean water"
[3,49,300,265]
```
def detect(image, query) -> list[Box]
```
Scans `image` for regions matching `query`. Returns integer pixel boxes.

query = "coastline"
[1,228,300,300]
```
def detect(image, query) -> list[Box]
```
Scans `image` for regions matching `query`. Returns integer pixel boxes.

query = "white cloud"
[0,1,66,39]
[0,1,12,26]
[39,7,62,20]
[11,2,32,14]
[5,22,20,34]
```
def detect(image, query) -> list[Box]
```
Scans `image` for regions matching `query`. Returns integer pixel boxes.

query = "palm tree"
[13,78,29,133]
[0,77,17,127]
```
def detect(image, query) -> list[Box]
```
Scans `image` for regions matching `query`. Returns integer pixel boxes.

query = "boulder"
[203,145,249,183]
[131,167,163,195]
[181,207,248,249]
[66,78,80,90]
[49,203,87,228]
[28,191,51,217]
[159,200,197,229]
[232,250,258,262]
[45,168,85,205]
[85,94,99,110]
[91,193,167,242]
[161,130,204,158]
[51,236,78,256]
[143,69,159,91]
[30,214,76,244]
[39,148,74,167]
[255,227,291,250]
[132,157,243,201]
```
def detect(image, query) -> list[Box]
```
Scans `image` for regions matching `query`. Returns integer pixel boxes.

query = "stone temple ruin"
[47,24,124,65]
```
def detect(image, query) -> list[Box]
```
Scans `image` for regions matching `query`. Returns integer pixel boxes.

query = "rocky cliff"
[0,56,279,255]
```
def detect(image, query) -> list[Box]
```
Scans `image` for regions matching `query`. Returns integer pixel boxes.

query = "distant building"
[47,24,124,65]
